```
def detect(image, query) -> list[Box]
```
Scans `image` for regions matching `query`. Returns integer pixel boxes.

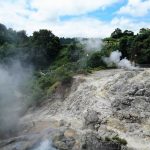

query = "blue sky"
[0,0,150,37]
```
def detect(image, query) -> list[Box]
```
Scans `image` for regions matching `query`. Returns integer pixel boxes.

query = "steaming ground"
[0,61,33,138]
[79,38,103,52]
[32,140,57,150]
[103,50,137,70]
[0,68,150,150]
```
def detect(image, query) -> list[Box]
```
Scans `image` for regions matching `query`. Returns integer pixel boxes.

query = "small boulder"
[84,110,101,130]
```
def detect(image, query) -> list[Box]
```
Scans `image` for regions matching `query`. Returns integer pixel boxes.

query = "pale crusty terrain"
[1,69,150,150]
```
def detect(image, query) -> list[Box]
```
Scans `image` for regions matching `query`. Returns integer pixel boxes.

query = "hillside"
[0,23,150,150]
[0,68,150,150]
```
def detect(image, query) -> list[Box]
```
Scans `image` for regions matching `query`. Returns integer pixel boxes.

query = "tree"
[17,30,28,44]
[139,28,150,35]
[30,29,61,69]
[123,30,134,36]
[67,43,83,62]
[0,23,6,31]
[119,36,134,59]
[0,23,7,45]
[88,52,106,68]
[111,28,123,39]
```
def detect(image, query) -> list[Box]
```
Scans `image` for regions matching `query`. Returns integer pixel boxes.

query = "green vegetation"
[105,136,111,142]
[0,23,150,106]
[103,28,150,64]
[112,136,127,146]
[87,51,107,68]
[104,136,127,146]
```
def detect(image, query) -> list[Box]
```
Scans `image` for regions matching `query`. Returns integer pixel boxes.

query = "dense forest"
[0,23,150,106]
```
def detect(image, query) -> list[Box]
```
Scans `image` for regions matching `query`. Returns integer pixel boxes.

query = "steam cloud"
[0,61,33,137]
[78,39,137,70]
[77,38,103,68]
[103,50,137,70]
[79,38,103,52]
[32,140,57,150]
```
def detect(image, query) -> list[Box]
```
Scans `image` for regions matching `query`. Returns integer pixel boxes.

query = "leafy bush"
[88,52,107,68]
[38,75,55,90]
[67,43,84,62]
[105,136,111,142]
[30,86,45,106]
[112,136,127,145]
[61,74,73,85]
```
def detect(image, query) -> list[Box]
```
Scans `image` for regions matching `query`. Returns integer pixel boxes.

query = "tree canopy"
[0,23,150,67]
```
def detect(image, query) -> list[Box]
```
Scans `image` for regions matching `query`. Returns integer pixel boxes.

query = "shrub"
[27,85,45,107]
[76,68,92,75]
[38,75,55,90]
[61,74,73,85]
[112,136,127,145]
[105,136,111,142]
[88,52,107,68]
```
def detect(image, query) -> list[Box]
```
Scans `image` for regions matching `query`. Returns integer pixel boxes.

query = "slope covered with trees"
[0,23,150,106]
[104,28,150,64]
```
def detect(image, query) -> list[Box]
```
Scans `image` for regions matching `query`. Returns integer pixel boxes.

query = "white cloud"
[49,18,113,38]
[0,0,30,29]
[0,0,119,36]
[0,0,150,37]
[29,0,119,21]
[0,0,120,23]
[23,17,150,38]
[118,0,150,17]
[111,17,147,31]
[61,17,150,37]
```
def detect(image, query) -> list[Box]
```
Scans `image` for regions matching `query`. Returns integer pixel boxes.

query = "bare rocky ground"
[0,69,150,150]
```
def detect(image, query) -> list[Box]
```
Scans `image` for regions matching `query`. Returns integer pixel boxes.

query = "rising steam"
[103,50,137,70]
[78,38,103,52]
[32,140,57,150]
[76,38,103,68]
[0,61,33,138]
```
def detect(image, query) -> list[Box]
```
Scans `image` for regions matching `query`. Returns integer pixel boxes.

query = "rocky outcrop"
[110,71,150,125]
[83,109,101,130]
[0,126,126,150]
[1,69,150,150]
[52,128,125,150]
